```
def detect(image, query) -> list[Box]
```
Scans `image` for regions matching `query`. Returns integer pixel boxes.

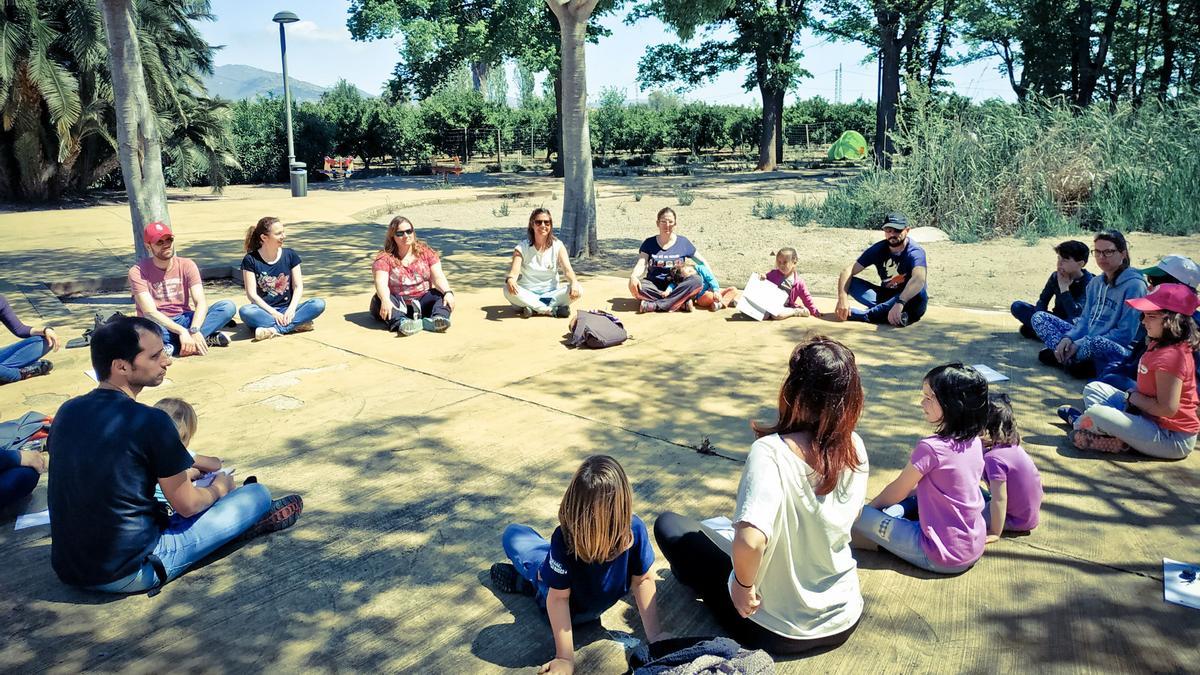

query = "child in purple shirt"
[764,248,821,319]
[852,363,988,573]
[982,394,1043,540]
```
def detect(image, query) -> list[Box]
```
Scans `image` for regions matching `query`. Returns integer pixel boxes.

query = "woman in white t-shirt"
[655,336,868,654]
[503,208,583,318]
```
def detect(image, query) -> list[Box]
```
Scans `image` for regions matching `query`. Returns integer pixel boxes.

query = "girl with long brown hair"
[503,208,583,318]
[238,217,326,341]
[654,335,868,654]
[492,455,665,673]
[370,216,455,336]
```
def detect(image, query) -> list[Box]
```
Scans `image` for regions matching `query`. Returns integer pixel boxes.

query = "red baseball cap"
[142,221,173,245]
[1126,283,1200,315]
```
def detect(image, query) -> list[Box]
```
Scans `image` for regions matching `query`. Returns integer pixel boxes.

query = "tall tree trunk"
[551,69,564,178]
[1158,0,1174,99]
[470,61,490,92]
[1072,0,1122,107]
[926,0,956,89]
[757,86,783,171]
[99,0,169,261]
[875,10,901,169]
[547,0,599,258]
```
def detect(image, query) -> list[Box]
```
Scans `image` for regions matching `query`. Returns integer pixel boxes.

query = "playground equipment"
[320,156,355,187]
[827,131,868,161]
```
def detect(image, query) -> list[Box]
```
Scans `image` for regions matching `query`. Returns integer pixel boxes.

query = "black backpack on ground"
[567,310,629,349]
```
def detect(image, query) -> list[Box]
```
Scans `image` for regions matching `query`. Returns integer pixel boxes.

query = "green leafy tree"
[634,0,810,170]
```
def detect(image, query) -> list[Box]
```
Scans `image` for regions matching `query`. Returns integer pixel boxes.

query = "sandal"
[1070,429,1129,454]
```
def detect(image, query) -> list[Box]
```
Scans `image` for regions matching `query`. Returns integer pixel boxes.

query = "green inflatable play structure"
[827,131,868,161]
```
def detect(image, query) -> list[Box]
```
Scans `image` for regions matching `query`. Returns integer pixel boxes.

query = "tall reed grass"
[800,87,1200,242]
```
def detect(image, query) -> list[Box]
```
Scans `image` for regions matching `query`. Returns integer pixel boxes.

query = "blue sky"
[198,1,1016,104]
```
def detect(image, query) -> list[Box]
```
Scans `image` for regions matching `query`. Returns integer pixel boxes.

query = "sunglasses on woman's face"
[394,228,414,236]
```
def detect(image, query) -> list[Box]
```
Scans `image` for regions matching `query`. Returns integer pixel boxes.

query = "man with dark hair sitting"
[48,316,302,593]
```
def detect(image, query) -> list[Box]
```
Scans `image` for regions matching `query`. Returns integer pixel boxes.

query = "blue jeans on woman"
[0,336,51,384]
[1030,312,1132,367]
[238,298,326,334]
[86,483,272,593]
[158,300,237,351]
[847,278,928,325]
[0,448,39,509]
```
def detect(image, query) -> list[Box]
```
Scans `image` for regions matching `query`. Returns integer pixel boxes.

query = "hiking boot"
[397,317,423,336]
[205,332,231,347]
[490,562,534,595]
[1019,324,1038,340]
[238,494,303,541]
[427,316,451,333]
[1057,405,1082,426]
[553,305,571,318]
[1070,429,1128,453]
[292,322,314,334]
[18,360,53,380]
[520,306,533,318]
[1037,349,1060,368]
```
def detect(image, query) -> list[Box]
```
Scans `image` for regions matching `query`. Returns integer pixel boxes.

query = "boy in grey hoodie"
[1032,230,1148,378]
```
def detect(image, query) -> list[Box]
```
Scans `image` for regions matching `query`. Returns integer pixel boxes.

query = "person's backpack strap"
[145,553,170,597]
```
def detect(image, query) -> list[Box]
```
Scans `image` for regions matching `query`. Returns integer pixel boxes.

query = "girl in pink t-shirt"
[763,248,821,320]
[851,363,988,573]
[1071,283,1199,459]
[981,394,1042,541]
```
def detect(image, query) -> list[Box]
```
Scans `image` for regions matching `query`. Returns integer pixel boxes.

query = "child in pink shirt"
[982,394,1043,541]
[764,248,821,319]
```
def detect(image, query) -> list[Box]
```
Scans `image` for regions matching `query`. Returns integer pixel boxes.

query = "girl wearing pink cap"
[1066,283,1200,458]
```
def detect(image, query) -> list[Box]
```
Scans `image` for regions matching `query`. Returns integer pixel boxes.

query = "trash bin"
[289,161,307,197]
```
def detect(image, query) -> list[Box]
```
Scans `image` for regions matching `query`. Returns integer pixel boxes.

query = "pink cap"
[1126,283,1200,316]
[142,221,173,245]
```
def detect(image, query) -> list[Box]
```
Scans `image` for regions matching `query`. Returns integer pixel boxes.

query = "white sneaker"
[253,326,279,341]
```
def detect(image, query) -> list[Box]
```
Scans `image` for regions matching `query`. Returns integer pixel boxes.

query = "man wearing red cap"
[128,222,236,357]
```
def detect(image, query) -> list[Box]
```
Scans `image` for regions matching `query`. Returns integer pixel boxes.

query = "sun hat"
[1126,283,1200,316]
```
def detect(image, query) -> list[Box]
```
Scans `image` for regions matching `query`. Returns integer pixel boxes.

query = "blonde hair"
[153,397,198,446]
[558,455,634,564]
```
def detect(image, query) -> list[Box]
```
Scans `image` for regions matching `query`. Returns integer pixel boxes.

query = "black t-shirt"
[241,248,302,310]
[48,389,193,587]
[639,235,697,290]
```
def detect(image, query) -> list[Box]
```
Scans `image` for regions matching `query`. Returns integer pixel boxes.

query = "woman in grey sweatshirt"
[1031,230,1148,375]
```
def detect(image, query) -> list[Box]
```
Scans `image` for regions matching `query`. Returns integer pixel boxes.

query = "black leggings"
[369,291,450,329]
[653,512,860,656]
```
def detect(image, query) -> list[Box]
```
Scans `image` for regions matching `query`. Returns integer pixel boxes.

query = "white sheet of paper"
[193,467,235,488]
[700,516,735,556]
[1164,558,1200,610]
[738,274,789,321]
[972,364,1010,383]
[84,368,98,382]
[14,509,50,530]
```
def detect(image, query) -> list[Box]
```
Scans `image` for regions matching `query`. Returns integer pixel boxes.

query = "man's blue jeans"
[847,278,928,325]
[158,300,237,351]
[238,298,326,334]
[85,483,272,593]
[0,336,51,383]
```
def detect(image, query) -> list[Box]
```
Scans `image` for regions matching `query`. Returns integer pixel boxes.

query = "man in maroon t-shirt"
[128,222,235,357]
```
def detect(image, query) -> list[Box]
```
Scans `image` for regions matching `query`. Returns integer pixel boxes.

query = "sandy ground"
[0,172,1197,673]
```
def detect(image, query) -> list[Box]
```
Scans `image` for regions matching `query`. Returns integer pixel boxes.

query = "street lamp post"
[273,11,306,197]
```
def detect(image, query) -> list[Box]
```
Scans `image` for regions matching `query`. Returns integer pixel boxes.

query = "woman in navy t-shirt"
[628,207,707,313]
[238,217,326,341]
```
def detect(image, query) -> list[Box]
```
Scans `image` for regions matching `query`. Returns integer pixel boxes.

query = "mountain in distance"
[204,64,373,102]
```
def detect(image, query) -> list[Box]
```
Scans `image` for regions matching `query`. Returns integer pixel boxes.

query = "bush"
[675,187,696,206]
[492,200,511,217]
[752,198,788,219]
[633,190,644,202]
[804,86,1200,241]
